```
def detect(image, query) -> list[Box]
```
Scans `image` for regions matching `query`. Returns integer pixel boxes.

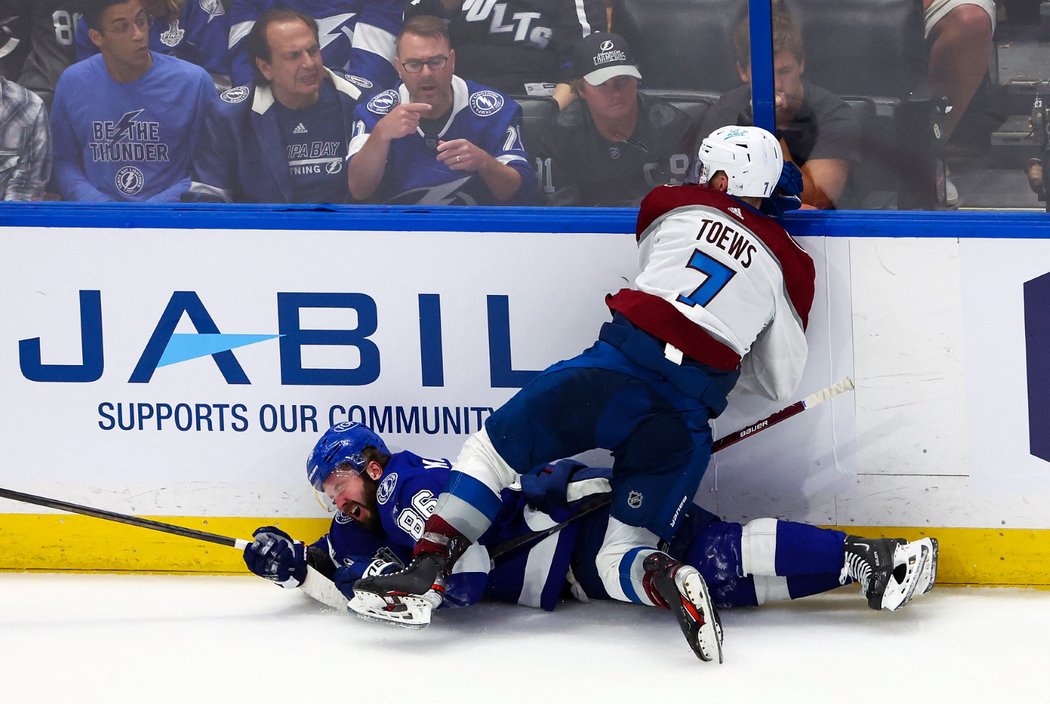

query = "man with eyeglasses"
[73,0,232,89]
[186,8,363,203]
[50,0,217,201]
[345,14,535,205]
[242,422,938,641]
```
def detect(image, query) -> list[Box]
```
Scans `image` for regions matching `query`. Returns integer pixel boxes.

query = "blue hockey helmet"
[306,422,390,492]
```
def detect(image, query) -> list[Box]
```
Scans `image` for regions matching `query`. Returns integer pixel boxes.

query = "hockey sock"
[786,572,853,599]
[773,521,848,574]
[413,515,467,558]
[743,519,848,576]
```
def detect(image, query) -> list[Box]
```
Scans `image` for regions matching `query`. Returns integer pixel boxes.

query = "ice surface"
[0,573,1044,703]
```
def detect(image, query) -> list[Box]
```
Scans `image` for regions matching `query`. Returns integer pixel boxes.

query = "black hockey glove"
[243,526,307,588]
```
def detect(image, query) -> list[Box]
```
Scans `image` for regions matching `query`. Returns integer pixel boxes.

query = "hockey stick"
[487,376,856,561]
[0,487,251,550]
[0,378,855,567]
[0,487,365,612]
[709,376,856,453]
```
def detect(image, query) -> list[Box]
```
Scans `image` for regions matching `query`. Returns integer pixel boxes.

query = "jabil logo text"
[18,290,537,388]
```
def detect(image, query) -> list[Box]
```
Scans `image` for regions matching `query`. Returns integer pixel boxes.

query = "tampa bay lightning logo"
[376,472,398,505]
[199,0,225,21]
[367,89,399,114]
[469,90,503,117]
[220,86,250,104]
[115,166,144,195]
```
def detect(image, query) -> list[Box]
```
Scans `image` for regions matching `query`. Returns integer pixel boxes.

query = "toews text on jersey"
[607,183,816,401]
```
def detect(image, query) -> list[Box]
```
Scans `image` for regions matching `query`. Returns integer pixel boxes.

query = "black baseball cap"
[572,32,642,86]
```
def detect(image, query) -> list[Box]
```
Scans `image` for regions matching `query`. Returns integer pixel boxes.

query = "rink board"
[1,208,1049,585]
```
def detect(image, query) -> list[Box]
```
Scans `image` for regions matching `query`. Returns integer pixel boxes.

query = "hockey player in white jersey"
[352,126,823,662]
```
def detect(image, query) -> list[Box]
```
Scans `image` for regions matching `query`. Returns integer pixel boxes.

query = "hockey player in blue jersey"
[186,9,362,203]
[243,423,938,640]
[51,0,218,202]
[228,0,403,94]
[345,14,536,206]
[75,0,231,86]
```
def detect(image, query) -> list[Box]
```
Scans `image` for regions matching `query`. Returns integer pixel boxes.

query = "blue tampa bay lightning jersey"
[75,0,231,81]
[228,0,401,93]
[347,76,537,205]
[310,452,601,610]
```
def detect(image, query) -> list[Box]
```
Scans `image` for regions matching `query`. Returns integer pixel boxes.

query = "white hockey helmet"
[697,125,784,198]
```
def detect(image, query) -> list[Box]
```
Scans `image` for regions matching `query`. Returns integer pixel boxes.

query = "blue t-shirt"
[273,80,350,203]
[51,52,218,202]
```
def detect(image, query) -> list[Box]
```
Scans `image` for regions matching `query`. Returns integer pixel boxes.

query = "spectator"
[187,9,362,203]
[700,6,859,210]
[4,2,83,111]
[924,0,996,207]
[0,74,51,200]
[228,0,403,94]
[405,0,607,109]
[75,0,231,88]
[50,0,217,202]
[530,32,699,206]
[346,14,535,205]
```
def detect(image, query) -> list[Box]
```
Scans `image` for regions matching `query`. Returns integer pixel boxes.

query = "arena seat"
[644,90,715,130]
[611,0,744,98]
[611,0,947,208]
[514,95,560,157]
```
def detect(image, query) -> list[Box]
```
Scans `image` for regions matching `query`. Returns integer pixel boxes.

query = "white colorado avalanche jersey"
[607,183,815,401]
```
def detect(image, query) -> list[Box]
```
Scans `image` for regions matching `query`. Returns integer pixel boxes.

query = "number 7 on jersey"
[676,249,737,307]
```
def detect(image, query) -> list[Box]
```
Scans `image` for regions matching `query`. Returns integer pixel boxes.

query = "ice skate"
[348,588,442,629]
[351,535,469,628]
[843,536,938,611]
[882,537,938,610]
[643,552,724,663]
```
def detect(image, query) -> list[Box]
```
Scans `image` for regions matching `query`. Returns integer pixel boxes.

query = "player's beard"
[356,473,383,533]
